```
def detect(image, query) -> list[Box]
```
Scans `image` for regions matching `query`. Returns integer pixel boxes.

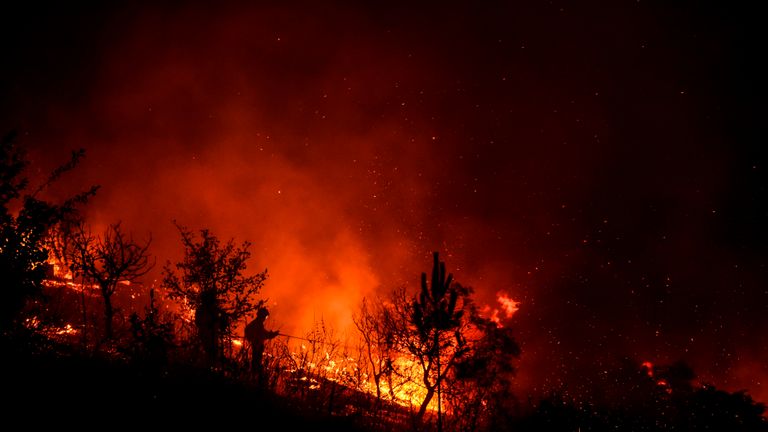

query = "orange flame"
[484,291,521,327]
[497,293,520,318]
[641,361,654,377]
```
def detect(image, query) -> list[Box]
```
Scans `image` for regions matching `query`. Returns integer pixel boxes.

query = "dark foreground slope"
[0,334,365,431]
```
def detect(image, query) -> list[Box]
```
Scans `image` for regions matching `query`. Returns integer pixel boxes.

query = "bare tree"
[69,221,153,339]
[354,297,398,415]
[52,219,93,345]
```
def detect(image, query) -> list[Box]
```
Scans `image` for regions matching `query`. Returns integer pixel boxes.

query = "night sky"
[2,1,766,404]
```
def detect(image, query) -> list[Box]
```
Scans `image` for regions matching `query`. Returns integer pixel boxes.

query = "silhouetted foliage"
[448,321,521,431]
[358,252,520,431]
[163,223,267,367]
[511,360,768,432]
[129,289,174,369]
[0,131,97,331]
[404,252,472,425]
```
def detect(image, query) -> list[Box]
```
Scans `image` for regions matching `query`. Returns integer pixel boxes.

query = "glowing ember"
[55,324,78,336]
[641,361,654,377]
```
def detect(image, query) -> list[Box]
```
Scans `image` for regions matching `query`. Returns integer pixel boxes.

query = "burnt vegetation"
[2,135,767,431]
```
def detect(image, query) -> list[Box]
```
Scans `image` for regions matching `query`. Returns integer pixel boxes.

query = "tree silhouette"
[412,252,466,429]
[129,288,174,369]
[67,221,153,339]
[449,320,520,431]
[384,252,477,429]
[163,224,267,367]
[353,296,398,416]
[0,131,97,331]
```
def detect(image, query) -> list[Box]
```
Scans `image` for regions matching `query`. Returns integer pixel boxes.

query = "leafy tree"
[163,224,267,367]
[0,131,97,331]
[356,252,521,430]
[448,321,520,431]
[380,252,487,429]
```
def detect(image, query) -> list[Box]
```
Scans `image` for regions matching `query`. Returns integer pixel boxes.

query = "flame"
[46,257,73,280]
[497,293,520,318]
[24,317,80,339]
[641,361,654,377]
[55,324,78,336]
[377,356,438,412]
[484,291,521,327]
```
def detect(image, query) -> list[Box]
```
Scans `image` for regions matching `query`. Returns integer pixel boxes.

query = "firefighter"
[244,306,279,382]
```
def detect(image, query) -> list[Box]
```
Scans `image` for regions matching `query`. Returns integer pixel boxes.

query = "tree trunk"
[80,274,88,346]
[436,333,443,432]
[103,292,113,339]
[373,374,382,417]
[417,385,435,421]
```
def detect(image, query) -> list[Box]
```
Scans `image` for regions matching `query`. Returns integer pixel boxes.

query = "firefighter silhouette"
[245,306,279,381]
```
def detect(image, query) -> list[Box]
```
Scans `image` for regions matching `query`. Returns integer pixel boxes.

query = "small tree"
[354,297,397,413]
[380,252,477,428]
[0,132,97,331]
[163,224,267,367]
[448,321,520,431]
[411,252,470,428]
[69,221,153,339]
[129,289,174,369]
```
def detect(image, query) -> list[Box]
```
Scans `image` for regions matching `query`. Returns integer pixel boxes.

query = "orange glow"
[47,257,73,280]
[378,356,438,412]
[497,292,520,318]
[18,4,765,412]
[641,361,654,377]
[24,317,80,340]
[483,292,521,327]
[55,324,79,336]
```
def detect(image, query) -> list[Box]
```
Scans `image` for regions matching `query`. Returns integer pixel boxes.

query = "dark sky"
[2,1,766,403]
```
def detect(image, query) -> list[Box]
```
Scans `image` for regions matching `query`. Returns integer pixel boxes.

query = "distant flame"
[497,293,520,318]
[641,361,654,377]
[55,324,79,336]
[484,291,521,327]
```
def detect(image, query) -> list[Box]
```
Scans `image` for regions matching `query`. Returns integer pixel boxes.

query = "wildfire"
[42,256,99,294]
[24,316,80,339]
[55,324,79,336]
[47,257,73,281]
[640,361,673,394]
[378,356,438,412]
[641,361,654,377]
